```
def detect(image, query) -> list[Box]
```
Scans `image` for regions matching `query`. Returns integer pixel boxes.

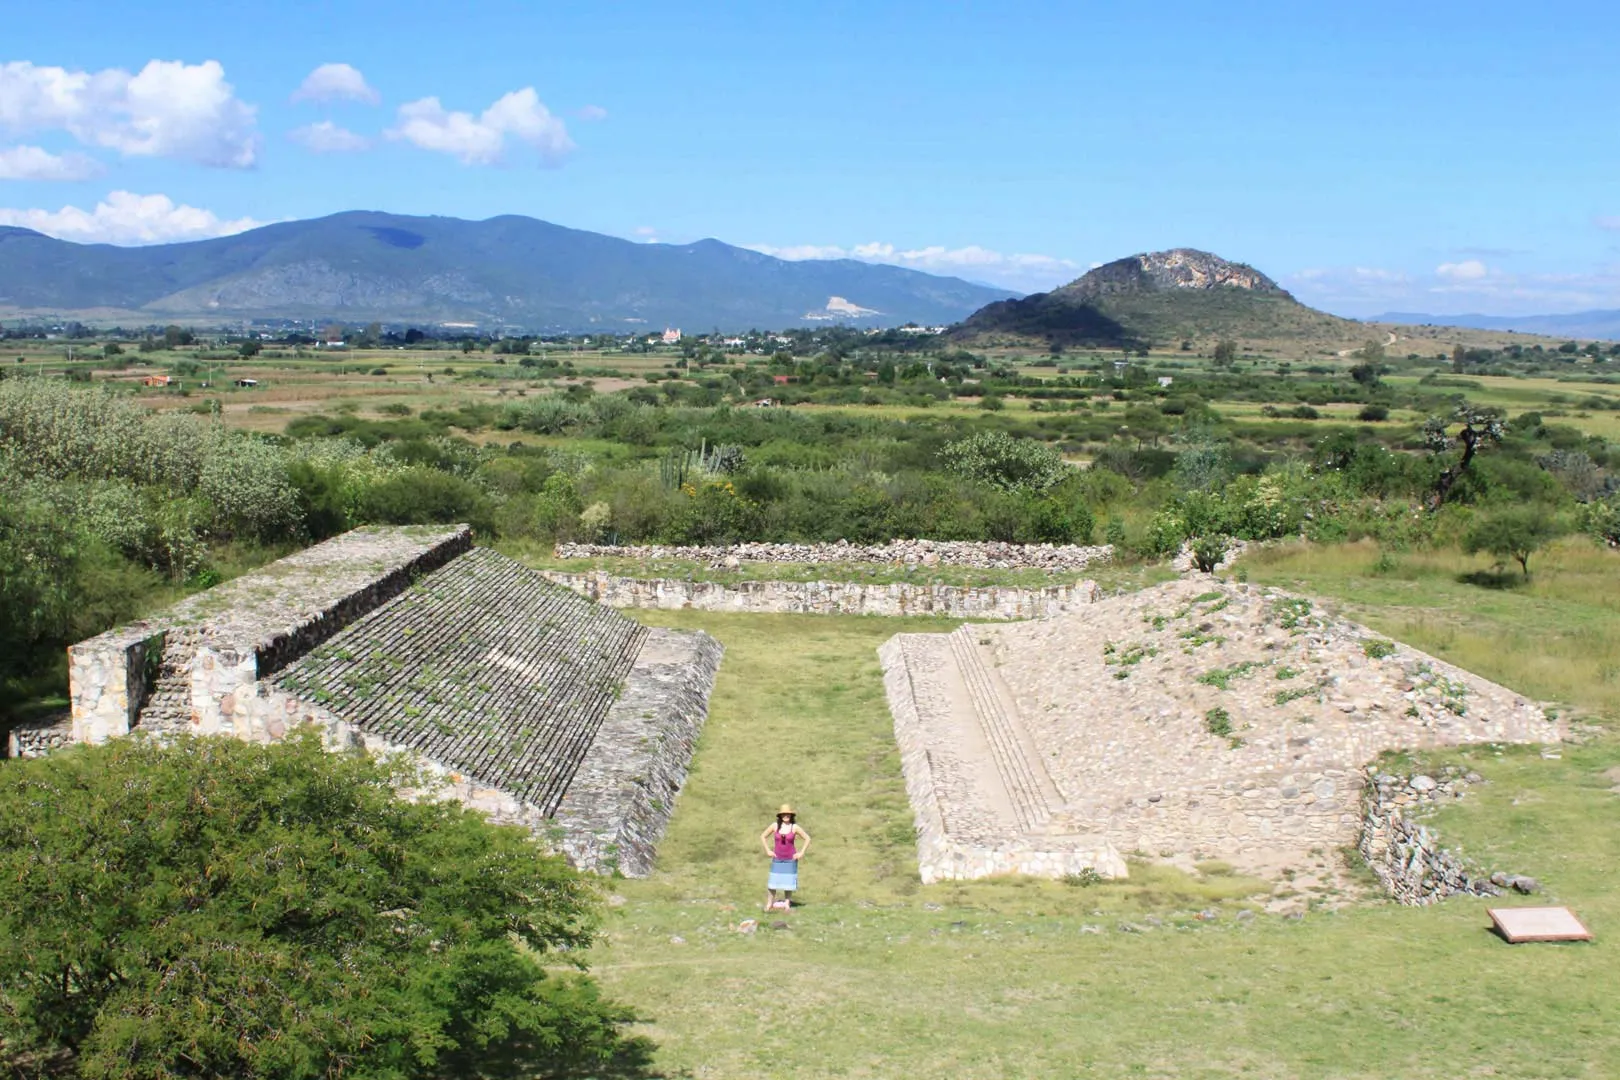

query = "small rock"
[669,935,686,945]
[1079,925,1102,935]
[1194,909,1219,922]
[1511,876,1540,895]
[605,894,627,908]
[771,920,791,931]
[1464,771,1483,784]
[1490,872,1511,888]
[1117,922,1142,933]
[736,920,758,935]
[1410,775,1438,793]
[1235,910,1255,922]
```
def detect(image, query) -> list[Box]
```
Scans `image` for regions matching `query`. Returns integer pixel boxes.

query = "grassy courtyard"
[589,544,1620,1078]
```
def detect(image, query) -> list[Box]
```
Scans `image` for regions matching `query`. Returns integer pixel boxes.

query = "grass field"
[584,543,1620,1078]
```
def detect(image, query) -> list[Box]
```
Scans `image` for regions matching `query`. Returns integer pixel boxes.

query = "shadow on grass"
[1456,569,1526,590]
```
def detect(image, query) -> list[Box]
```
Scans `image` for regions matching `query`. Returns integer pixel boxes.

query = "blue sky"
[2,0,1617,316]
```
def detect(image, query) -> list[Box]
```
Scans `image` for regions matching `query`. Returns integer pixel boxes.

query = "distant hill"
[0,213,1014,330]
[956,248,1362,349]
[1378,310,1620,342]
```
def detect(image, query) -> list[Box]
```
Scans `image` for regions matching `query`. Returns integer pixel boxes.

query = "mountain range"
[1377,310,1620,342]
[955,248,1362,348]
[0,212,1014,330]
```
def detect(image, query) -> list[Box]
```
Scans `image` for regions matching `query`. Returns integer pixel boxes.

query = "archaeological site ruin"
[881,577,1562,883]
[59,525,722,877]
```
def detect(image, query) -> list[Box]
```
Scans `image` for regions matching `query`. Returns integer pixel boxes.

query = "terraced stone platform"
[881,579,1562,882]
[65,527,722,875]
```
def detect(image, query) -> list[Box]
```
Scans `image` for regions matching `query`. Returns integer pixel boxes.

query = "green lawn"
[588,547,1620,1077]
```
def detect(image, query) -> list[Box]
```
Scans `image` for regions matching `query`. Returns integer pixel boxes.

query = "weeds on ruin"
[1196,660,1265,690]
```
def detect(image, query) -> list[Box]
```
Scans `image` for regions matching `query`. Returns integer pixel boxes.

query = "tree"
[1463,508,1563,577]
[238,339,262,358]
[161,325,193,349]
[1212,340,1238,366]
[0,733,651,1078]
[1423,405,1505,507]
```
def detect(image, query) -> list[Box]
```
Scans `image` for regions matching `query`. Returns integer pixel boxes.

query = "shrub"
[1205,706,1234,738]
[939,430,1067,494]
[1190,533,1230,573]
[1358,404,1390,422]
[360,467,496,536]
[1363,639,1397,659]
[0,733,647,1078]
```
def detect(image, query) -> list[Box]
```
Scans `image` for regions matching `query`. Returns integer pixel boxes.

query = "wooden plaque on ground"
[1488,906,1593,943]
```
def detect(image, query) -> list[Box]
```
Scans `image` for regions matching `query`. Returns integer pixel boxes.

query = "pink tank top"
[773,826,797,859]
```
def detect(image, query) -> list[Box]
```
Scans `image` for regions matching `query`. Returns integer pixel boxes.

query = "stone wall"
[68,628,161,744]
[541,571,1101,621]
[1357,768,1529,905]
[7,715,73,759]
[556,539,1114,571]
[1080,771,1359,861]
[550,629,726,876]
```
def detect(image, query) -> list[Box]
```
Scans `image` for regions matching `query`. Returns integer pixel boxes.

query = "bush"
[1358,404,1390,422]
[0,733,648,1078]
[1190,533,1230,573]
[940,430,1067,494]
[360,468,497,536]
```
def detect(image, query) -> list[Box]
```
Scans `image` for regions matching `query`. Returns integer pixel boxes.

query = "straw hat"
[777,804,796,817]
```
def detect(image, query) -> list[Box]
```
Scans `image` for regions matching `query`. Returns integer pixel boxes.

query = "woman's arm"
[761,825,776,856]
[792,827,810,858]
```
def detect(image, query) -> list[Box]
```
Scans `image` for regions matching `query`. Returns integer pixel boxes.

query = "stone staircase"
[947,626,1058,834]
[135,630,201,735]
[271,548,650,816]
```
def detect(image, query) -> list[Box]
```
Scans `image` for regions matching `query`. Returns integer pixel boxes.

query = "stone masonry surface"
[272,547,648,814]
[550,629,725,876]
[1358,768,1538,905]
[542,571,1100,620]
[69,525,471,743]
[881,577,1562,881]
[556,538,1115,571]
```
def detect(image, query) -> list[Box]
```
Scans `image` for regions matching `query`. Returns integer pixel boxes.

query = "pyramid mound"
[881,578,1560,881]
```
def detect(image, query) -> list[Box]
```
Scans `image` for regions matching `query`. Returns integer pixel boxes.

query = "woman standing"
[760,804,810,912]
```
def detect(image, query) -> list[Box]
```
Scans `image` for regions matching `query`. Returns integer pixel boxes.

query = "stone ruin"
[881,577,1562,883]
[61,525,722,877]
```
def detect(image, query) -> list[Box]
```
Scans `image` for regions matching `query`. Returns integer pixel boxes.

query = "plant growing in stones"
[1275,666,1303,680]
[1271,596,1314,631]
[1274,683,1321,706]
[1062,868,1105,888]
[1189,534,1230,574]
[1196,660,1265,690]
[1204,707,1234,738]
[1362,639,1397,659]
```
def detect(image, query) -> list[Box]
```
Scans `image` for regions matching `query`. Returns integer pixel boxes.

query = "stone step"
[948,627,1055,833]
[135,631,202,734]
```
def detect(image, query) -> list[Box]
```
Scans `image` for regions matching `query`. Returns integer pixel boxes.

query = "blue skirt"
[767,858,799,891]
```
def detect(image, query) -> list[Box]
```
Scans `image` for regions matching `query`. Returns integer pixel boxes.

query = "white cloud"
[746,240,1078,292]
[1285,262,1620,319]
[388,88,574,166]
[0,59,258,168]
[577,104,608,121]
[1436,259,1489,281]
[289,121,370,153]
[0,144,103,180]
[290,63,380,105]
[0,190,262,245]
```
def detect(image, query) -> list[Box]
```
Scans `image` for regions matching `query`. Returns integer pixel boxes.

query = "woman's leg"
[763,888,776,912]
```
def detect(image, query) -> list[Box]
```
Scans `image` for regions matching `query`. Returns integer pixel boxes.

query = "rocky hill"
[0,212,1014,330]
[956,248,1361,349]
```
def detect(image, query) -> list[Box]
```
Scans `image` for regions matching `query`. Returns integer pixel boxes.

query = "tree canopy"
[0,733,650,1079]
